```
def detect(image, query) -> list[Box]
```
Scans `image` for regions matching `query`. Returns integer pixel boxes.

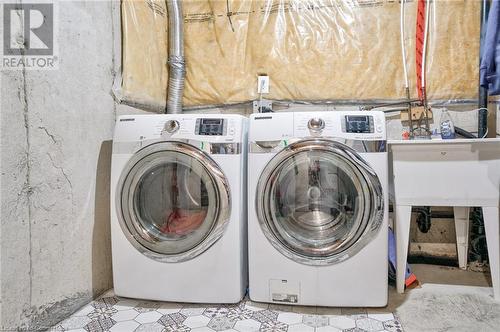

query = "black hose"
[470,207,488,262]
[455,126,477,139]
[415,206,432,233]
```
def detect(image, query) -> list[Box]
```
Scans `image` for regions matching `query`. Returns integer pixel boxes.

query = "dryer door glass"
[118,142,231,263]
[257,139,383,265]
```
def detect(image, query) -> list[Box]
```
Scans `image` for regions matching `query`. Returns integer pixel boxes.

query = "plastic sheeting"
[119,0,481,109]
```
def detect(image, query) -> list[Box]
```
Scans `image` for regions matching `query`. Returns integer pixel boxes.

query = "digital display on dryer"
[345,115,374,133]
[196,118,226,136]
[201,119,223,125]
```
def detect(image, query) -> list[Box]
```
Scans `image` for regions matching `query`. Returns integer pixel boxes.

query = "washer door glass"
[118,142,230,262]
[257,139,383,265]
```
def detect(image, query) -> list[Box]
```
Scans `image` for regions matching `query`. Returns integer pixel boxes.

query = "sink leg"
[483,206,500,301]
[453,207,470,270]
[396,205,412,293]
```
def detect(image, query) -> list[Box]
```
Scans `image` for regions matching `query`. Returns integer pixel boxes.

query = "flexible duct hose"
[165,0,185,114]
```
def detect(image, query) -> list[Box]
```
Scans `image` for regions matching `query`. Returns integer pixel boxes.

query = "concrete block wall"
[1,1,119,329]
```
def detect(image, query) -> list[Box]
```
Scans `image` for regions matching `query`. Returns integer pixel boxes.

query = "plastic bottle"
[440,109,456,139]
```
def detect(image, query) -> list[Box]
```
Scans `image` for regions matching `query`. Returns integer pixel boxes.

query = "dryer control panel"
[113,114,246,144]
[342,115,374,133]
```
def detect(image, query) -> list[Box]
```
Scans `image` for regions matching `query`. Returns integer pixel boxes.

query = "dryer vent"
[165,0,185,114]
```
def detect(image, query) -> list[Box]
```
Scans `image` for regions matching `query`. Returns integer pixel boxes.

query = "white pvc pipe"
[400,0,409,89]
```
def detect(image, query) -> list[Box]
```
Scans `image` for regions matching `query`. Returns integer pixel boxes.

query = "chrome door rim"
[256,138,384,266]
[117,141,231,263]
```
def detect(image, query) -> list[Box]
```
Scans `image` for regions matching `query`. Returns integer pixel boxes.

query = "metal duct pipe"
[165,0,185,114]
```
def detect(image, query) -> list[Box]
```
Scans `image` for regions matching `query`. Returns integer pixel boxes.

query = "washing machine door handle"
[255,140,282,149]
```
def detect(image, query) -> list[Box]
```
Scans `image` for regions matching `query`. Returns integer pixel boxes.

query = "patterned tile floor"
[51,290,404,332]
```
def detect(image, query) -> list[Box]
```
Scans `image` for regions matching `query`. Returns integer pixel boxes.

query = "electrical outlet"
[258,75,269,94]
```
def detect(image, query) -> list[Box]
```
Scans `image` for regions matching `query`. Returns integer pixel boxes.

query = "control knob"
[164,120,180,133]
[307,118,325,132]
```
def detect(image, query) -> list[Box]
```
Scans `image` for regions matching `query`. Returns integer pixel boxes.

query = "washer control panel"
[342,115,374,133]
[195,118,227,136]
[252,111,386,141]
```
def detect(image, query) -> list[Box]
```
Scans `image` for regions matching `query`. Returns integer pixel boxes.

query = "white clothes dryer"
[111,114,247,303]
[247,111,388,307]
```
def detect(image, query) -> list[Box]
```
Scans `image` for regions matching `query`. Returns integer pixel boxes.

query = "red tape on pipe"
[416,0,426,101]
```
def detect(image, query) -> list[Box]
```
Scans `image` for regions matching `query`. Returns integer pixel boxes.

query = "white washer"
[111,114,247,303]
[248,111,388,307]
